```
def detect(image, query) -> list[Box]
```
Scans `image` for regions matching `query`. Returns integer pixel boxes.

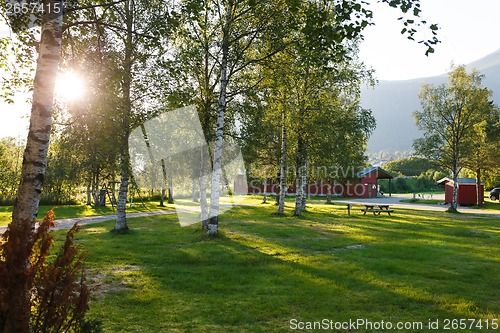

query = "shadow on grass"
[64,204,500,332]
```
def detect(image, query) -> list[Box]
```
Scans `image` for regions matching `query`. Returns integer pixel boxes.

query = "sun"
[55,71,85,102]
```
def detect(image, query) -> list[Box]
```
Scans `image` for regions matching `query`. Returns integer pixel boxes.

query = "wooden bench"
[361,204,394,216]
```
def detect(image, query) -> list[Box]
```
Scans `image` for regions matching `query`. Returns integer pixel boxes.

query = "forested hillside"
[363,49,500,153]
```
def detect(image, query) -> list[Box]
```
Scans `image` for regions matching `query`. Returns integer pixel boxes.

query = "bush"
[38,196,79,206]
[379,176,441,194]
[0,211,98,332]
[384,157,438,177]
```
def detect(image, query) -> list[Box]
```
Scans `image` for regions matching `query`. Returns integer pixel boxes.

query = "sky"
[359,0,500,81]
[2,0,500,139]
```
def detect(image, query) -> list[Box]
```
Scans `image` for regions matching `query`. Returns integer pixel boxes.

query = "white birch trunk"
[159,158,167,206]
[167,162,174,204]
[294,137,307,215]
[450,153,459,212]
[294,148,303,216]
[208,0,232,234]
[10,5,63,226]
[115,144,130,231]
[277,108,287,215]
[6,2,64,332]
[200,146,209,228]
[326,184,332,204]
[114,0,134,231]
[476,168,482,207]
[300,148,307,212]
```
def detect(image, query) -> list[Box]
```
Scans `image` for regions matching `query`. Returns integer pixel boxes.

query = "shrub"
[0,210,97,333]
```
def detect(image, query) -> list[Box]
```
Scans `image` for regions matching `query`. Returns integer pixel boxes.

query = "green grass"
[0,201,176,227]
[414,191,445,195]
[470,200,500,212]
[0,196,263,227]
[49,202,499,332]
[400,198,442,205]
[400,198,500,212]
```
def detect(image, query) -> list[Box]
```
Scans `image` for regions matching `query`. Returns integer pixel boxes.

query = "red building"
[234,166,394,198]
[437,178,484,205]
[343,166,395,198]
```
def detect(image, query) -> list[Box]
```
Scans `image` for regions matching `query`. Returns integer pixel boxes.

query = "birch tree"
[414,66,490,212]
[208,0,295,233]
[207,0,232,234]
[247,43,374,216]
[1,1,64,331]
[463,101,500,206]
[170,0,289,233]
[9,1,63,227]
[66,0,176,231]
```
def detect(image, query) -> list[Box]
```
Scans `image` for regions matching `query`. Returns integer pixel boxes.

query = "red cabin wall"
[444,182,484,205]
[458,184,484,205]
[237,172,389,199]
[361,172,378,198]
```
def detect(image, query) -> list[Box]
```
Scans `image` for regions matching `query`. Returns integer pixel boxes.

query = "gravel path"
[334,194,500,218]
[0,203,243,234]
[1,196,498,235]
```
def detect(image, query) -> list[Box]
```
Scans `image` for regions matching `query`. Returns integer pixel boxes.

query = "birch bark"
[277,107,287,215]
[475,168,481,207]
[208,0,232,234]
[7,1,64,332]
[200,146,209,229]
[160,158,167,206]
[450,151,459,212]
[114,0,134,231]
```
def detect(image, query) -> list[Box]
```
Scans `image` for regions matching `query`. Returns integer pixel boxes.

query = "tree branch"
[64,0,128,14]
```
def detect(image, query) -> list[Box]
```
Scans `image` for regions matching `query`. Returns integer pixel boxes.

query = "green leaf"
[425,47,435,56]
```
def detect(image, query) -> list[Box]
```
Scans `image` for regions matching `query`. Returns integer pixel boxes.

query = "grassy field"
[466,200,500,212]
[0,196,259,227]
[399,198,500,213]
[400,198,442,205]
[46,201,500,332]
[0,201,176,227]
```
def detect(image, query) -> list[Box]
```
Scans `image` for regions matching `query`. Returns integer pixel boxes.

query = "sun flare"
[55,71,85,101]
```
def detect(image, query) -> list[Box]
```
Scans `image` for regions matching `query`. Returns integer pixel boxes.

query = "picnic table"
[361,204,394,216]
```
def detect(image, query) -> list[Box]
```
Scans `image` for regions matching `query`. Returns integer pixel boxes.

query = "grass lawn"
[399,198,500,212]
[49,202,500,332]
[468,200,500,213]
[0,196,263,227]
[0,201,177,227]
[400,198,443,205]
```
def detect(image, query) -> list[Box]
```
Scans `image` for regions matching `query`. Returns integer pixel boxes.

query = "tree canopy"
[413,65,496,209]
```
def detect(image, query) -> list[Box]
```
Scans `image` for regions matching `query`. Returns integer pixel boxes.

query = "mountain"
[361,49,500,154]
